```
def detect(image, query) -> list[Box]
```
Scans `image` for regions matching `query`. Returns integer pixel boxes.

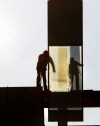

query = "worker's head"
[43,50,49,56]
[70,57,74,63]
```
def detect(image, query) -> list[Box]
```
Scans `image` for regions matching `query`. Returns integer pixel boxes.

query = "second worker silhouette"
[69,57,82,90]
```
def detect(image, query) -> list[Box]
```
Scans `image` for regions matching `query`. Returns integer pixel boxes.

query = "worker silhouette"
[36,50,56,90]
[69,57,82,90]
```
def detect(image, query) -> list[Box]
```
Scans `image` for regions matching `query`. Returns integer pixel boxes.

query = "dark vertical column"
[48,0,83,125]
[58,122,67,126]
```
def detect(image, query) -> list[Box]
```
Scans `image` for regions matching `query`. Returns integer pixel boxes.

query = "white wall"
[0,0,47,87]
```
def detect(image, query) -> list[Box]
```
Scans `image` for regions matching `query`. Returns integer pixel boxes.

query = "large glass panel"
[49,46,82,92]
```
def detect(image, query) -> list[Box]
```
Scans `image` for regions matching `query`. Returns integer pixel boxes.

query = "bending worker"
[36,50,56,90]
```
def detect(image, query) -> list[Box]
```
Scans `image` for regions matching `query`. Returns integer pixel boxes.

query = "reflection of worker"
[36,50,56,90]
[69,57,82,90]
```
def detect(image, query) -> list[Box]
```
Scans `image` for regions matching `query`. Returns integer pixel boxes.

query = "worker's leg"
[75,73,79,90]
[42,71,47,91]
[36,71,41,87]
[70,74,74,90]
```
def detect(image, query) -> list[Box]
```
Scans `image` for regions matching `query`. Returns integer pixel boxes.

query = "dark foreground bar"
[0,87,44,126]
[49,91,82,108]
[0,88,100,125]
[48,90,100,122]
[49,109,83,121]
[49,90,100,108]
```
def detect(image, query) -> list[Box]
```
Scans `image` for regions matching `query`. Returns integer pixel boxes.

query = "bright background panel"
[0,0,47,87]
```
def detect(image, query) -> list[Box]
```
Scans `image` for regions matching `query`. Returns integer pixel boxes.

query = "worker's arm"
[76,61,83,67]
[36,55,41,72]
[49,56,56,73]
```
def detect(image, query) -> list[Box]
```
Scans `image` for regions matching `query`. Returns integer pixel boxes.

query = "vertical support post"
[58,121,67,126]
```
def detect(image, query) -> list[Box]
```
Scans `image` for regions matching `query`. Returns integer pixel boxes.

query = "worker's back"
[37,54,49,71]
[69,60,79,75]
